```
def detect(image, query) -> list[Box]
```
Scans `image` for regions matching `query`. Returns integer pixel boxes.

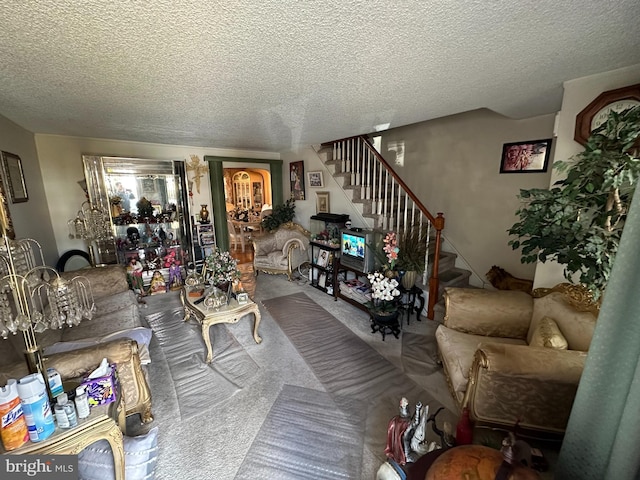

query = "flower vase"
[199,204,210,223]
[401,271,418,289]
[369,309,400,325]
[369,308,401,341]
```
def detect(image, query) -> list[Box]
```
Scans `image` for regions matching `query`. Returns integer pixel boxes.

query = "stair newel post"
[340,141,345,174]
[427,212,445,320]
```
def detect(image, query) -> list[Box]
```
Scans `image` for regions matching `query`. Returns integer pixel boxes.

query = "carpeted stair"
[316,144,472,310]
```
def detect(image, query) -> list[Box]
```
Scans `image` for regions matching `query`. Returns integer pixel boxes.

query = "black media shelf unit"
[309,241,339,295]
[333,259,371,313]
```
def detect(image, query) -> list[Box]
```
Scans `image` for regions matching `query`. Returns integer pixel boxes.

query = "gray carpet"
[401,330,441,377]
[262,292,457,456]
[133,279,459,479]
[144,295,259,421]
[234,384,365,480]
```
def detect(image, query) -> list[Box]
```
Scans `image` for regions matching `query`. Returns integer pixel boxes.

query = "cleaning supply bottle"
[17,373,55,442]
[0,379,29,450]
[74,386,90,419]
[54,395,69,429]
[54,393,77,428]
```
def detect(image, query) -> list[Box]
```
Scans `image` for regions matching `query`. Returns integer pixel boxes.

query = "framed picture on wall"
[499,139,552,173]
[307,171,324,187]
[316,191,330,214]
[290,161,305,200]
[1,151,28,203]
[0,176,15,239]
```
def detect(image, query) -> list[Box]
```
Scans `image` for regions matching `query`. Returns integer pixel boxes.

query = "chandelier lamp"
[67,200,113,266]
[1,201,95,398]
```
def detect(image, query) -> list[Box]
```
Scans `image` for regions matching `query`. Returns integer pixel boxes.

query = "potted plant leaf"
[397,223,429,288]
[508,106,640,300]
[261,199,296,232]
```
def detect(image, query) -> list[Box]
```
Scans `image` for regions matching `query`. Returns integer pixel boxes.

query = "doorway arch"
[205,156,283,251]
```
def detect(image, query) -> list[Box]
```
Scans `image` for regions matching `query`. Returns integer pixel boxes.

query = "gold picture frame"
[316,191,330,214]
[1,151,28,203]
[0,175,15,239]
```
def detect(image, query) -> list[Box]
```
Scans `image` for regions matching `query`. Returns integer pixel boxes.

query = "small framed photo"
[316,191,330,214]
[316,250,329,267]
[307,171,324,188]
[236,292,249,305]
[1,151,28,203]
[318,273,327,288]
[499,139,552,173]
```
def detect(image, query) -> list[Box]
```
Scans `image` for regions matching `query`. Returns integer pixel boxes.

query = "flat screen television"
[340,229,378,273]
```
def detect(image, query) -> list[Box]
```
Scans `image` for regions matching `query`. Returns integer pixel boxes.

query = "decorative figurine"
[149,270,167,295]
[126,257,145,295]
[385,397,412,465]
[168,259,183,290]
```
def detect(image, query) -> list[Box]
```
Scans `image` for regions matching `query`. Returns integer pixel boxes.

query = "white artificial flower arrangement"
[366,271,401,313]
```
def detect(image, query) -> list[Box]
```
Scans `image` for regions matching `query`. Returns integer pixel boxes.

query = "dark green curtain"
[556,187,640,479]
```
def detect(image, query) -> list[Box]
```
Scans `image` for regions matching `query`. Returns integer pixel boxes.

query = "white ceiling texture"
[1,1,639,152]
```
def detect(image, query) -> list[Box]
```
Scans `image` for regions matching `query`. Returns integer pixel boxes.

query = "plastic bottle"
[74,386,90,419]
[54,393,77,428]
[455,407,474,445]
[17,373,55,442]
[54,396,69,429]
[0,379,29,450]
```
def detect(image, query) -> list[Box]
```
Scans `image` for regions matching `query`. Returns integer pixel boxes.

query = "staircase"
[316,135,471,318]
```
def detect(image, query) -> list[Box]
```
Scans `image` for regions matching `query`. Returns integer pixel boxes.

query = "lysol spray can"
[0,379,29,450]
[17,373,55,442]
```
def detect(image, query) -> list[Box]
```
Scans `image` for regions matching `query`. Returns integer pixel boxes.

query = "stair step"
[427,251,456,277]
[437,267,472,298]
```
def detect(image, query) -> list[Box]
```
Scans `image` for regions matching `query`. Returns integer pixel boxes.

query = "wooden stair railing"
[321,135,445,319]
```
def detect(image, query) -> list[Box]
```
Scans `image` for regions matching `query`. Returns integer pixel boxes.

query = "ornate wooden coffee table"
[181,288,262,363]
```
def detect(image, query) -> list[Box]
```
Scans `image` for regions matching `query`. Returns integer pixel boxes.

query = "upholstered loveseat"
[253,222,310,281]
[0,265,153,424]
[435,284,598,436]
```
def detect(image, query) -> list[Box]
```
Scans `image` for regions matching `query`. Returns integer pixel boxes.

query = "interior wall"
[534,63,640,289]
[378,109,555,282]
[34,134,278,260]
[281,147,369,232]
[0,115,58,265]
[283,110,554,283]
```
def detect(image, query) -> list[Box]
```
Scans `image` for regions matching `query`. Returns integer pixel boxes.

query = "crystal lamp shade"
[0,237,95,340]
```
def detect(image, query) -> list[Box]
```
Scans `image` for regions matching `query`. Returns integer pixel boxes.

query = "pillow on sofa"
[78,426,158,480]
[529,316,568,350]
[44,327,153,364]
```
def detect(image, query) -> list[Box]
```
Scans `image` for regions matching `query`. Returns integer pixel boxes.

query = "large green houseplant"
[508,106,640,299]
[261,199,296,232]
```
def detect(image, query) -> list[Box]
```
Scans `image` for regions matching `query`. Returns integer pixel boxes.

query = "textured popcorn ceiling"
[0,1,639,152]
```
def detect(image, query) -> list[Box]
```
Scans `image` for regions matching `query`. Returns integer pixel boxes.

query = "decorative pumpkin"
[425,445,539,480]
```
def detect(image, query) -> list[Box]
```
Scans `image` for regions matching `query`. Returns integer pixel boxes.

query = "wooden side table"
[181,287,262,363]
[1,402,125,480]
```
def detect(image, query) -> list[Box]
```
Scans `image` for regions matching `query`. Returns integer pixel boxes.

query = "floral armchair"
[253,222,310,281]
[435,284,598,437]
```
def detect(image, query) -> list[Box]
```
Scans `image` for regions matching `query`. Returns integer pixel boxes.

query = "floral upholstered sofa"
[435,284,598,436]
[0,265,153,424]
